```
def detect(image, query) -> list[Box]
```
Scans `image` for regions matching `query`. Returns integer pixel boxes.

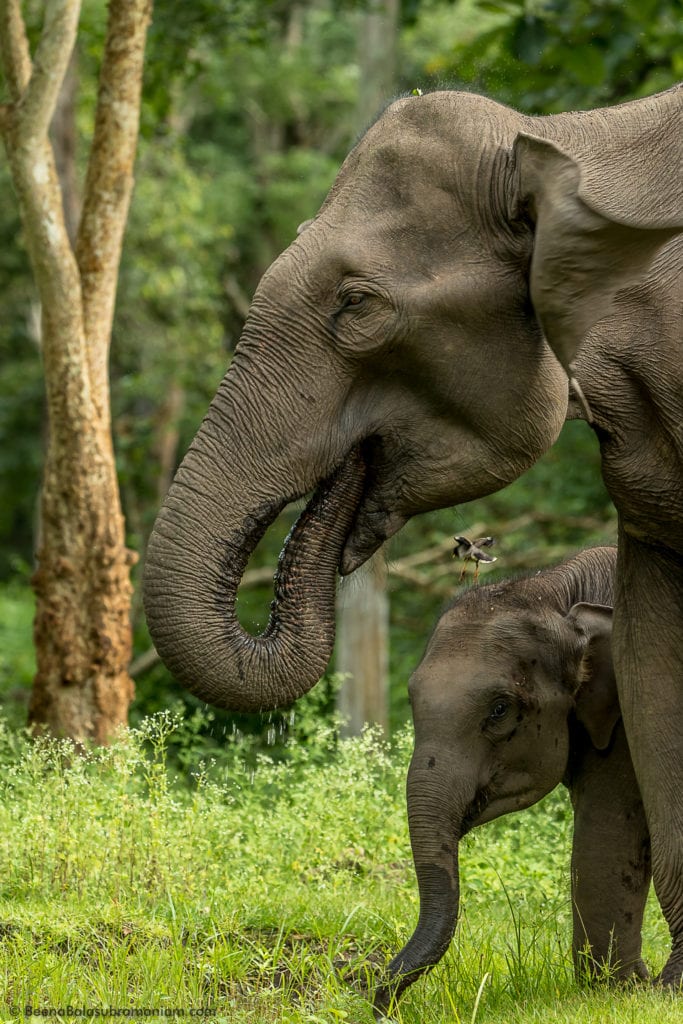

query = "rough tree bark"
[0,0,152,743]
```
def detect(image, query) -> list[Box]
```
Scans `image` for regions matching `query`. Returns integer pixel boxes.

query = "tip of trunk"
[373,860,460,1014]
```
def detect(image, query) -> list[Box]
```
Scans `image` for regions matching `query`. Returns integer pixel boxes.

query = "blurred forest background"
[1,0,681,751]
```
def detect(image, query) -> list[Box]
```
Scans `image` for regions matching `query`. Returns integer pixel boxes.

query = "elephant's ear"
[566,602,619,751]
[513,133,682,383]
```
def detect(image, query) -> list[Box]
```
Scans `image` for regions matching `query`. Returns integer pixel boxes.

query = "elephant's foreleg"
[613,533,683,987]
[568,719,651,982]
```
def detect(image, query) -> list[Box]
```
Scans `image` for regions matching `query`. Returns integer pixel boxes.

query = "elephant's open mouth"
[217,446,368,622]
[217,437,400,606]
[339,436,408,575]
[273,447,368,593]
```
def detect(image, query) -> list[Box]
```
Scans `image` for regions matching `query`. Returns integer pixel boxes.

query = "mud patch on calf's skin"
[427,756,436,769]
[621,866,649,895]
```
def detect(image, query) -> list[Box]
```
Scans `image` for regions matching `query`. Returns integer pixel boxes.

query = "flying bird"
[453,535,497,582]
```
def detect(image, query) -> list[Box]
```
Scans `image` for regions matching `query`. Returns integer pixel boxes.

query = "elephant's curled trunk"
[143,440,365,712]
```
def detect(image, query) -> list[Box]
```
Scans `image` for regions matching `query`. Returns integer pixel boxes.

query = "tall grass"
[0,713,675,1022]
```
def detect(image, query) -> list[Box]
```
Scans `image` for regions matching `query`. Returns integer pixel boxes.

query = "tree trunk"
[356,0,400,129]
[50,48,80,246]
[0,0,151,743]
[336,0,398,735]
[153,380,185,507]
[337,554,389,735]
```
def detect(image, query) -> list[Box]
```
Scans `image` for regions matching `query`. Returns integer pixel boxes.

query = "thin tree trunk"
[51,48,80,246]
[0,0,152,743]
[356,0,400,128]
[336,0,398,735]
[153,380,185,507]
[337,554,389,735]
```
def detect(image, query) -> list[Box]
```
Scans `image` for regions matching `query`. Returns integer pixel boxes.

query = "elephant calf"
[375,545,651,1013]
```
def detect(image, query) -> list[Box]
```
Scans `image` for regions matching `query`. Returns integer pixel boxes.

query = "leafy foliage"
[414,0,683,111]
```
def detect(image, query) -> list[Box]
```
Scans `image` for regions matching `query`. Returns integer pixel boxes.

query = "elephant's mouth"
[288,447,369,573]
[338,436,408,575]
[461,781,540,834]
[460,787,492,836]
[252,446,369,611]
[252,433,404,580]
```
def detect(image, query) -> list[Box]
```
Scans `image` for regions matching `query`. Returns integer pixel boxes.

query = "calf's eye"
[490,700,509,721]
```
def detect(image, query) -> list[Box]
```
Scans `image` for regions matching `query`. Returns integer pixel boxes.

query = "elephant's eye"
[339,291,366,310]
[489,699,509,721]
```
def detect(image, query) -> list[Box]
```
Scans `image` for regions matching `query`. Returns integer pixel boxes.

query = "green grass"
[0,713,676,1023]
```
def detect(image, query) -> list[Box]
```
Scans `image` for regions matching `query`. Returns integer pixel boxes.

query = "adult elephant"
[144,87,683,988]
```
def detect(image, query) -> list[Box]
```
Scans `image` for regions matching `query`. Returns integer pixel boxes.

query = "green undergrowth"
[0,713,674,1022]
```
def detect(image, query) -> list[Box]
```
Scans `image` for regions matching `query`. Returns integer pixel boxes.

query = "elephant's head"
[374,584,618,1011]
[143,88,681,711]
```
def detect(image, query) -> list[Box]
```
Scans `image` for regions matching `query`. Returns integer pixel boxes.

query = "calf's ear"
[565,602,619,751]
[513,134,681,387]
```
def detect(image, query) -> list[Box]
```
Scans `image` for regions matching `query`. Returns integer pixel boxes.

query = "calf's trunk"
[374,751,465,1014]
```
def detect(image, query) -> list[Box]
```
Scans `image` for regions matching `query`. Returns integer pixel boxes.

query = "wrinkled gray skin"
[373,546,651,1013]
[143,87,683,990]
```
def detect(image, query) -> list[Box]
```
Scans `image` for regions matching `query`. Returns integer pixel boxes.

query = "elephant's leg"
[614,533,683,986]
[568,720,651,982]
